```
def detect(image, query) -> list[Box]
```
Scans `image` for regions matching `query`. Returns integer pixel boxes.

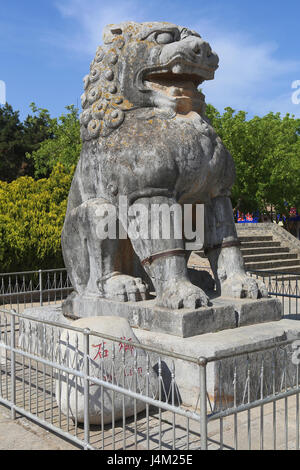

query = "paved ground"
[0,397,299,450]
[0,404,77,450]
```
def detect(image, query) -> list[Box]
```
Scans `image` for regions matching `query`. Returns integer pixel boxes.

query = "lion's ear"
[103,24,124,44]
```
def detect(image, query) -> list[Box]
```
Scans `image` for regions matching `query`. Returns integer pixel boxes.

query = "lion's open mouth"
[143,70,205,115]
[145,70,204,88]
[139,55,213,114]
[144,72,201,98]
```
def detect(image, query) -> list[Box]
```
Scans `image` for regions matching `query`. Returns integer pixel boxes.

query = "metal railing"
[0,308,207,450]
[0,268,73,312]
[205,340,300,450]
[1,307,300,450]
[249,270,300,318]
[1,266,300,317]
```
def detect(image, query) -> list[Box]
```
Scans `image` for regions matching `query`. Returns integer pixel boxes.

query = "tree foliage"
[0,103,26,181]
[0,163,74,272]
[206,105,300,224]
[0,103,51,181]
[26,104,81,178]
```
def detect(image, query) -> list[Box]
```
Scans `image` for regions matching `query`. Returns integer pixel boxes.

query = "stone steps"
[238,235,273,242]
[247,266,300,275]
[241,247,290,255]
[246,260,300,271]
[241,241,281,248]
[243,253,297,263]
[237,228,300,274]
[193,226,300,275]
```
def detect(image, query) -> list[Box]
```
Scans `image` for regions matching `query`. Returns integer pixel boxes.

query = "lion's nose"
[190,37,208,56]
[159,35,219,71]
[187,37,218,63]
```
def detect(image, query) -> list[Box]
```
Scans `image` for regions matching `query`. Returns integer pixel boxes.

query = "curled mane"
[80,28,135,141]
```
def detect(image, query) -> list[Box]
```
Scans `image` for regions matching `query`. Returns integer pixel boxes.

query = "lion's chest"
[81,113,233,203]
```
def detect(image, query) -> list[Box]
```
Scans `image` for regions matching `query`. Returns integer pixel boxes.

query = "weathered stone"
[61,21,268,318]
[63,294,282,338]
[56,317,158,425]
[233,297,282,327]
[18,306,73,356]
[0,345,5,366]
[135,319,300,410]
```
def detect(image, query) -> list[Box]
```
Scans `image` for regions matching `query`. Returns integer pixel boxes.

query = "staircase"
[190,224,300,275]
[237,227,300,274]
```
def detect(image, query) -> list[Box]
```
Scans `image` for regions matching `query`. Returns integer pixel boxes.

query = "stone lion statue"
[62,21,267,311]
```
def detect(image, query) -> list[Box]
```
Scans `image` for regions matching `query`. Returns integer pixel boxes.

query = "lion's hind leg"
[62,204,90,295]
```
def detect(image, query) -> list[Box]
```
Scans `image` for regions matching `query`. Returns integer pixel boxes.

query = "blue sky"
[1,0,300,120]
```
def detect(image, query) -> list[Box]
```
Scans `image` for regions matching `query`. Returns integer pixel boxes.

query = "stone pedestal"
[61,293,289,410]
[62,293,282,338]
[134,319,300,410]
[21,297,299,413]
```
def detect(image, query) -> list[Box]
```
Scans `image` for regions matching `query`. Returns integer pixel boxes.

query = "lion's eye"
[155,32,175,44]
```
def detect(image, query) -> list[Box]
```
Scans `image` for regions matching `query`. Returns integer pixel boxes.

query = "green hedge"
[0,163,74,273]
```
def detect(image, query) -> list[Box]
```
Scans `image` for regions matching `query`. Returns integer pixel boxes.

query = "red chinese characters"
[119,337,135,355]
[92,342,109,360]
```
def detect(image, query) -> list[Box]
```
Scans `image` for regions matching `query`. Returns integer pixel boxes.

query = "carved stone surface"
[62,21,268,315]
[56,316,158,425]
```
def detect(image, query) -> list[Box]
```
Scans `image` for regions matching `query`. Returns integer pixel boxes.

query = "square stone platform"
[134,318,300,410]
[62,293,282,338]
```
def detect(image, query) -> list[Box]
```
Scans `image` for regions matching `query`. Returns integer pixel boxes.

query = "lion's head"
[80,21,219,141]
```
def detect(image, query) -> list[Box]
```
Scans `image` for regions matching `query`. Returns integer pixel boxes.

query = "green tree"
[0,103,25,181]
[27,104,81,178]
[22,103,53,177]
[0,102,52,181]
[0,163,75,272]
[206,105,300,226]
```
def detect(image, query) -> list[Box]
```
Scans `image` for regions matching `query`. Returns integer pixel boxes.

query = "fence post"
[39,270,43,306]
[83,328,90,450]
[10,310,16,420]
[199,357,208,450]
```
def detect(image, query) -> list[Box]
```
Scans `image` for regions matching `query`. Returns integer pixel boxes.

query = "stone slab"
[212,296,282,328]
[134,319,300,410]
[62,293,282,338]
[17,305,297,414]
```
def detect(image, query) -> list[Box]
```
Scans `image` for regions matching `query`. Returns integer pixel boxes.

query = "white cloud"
[201,29,300,116]
[53,0,300,116]
[54,0,145,55]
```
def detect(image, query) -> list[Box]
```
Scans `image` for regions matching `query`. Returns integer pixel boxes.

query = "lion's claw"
[157,280,209,309]
[221,273,268,299]
[100,274,148,302]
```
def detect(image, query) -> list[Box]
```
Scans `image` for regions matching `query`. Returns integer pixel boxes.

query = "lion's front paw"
[99,274,148,302]
[157,280,209,310]
[221,273,268,299]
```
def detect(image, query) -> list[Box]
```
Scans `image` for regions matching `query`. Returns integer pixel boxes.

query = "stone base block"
[62,292,282,338]
[134,319,300,410]
[18,306,299,413]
